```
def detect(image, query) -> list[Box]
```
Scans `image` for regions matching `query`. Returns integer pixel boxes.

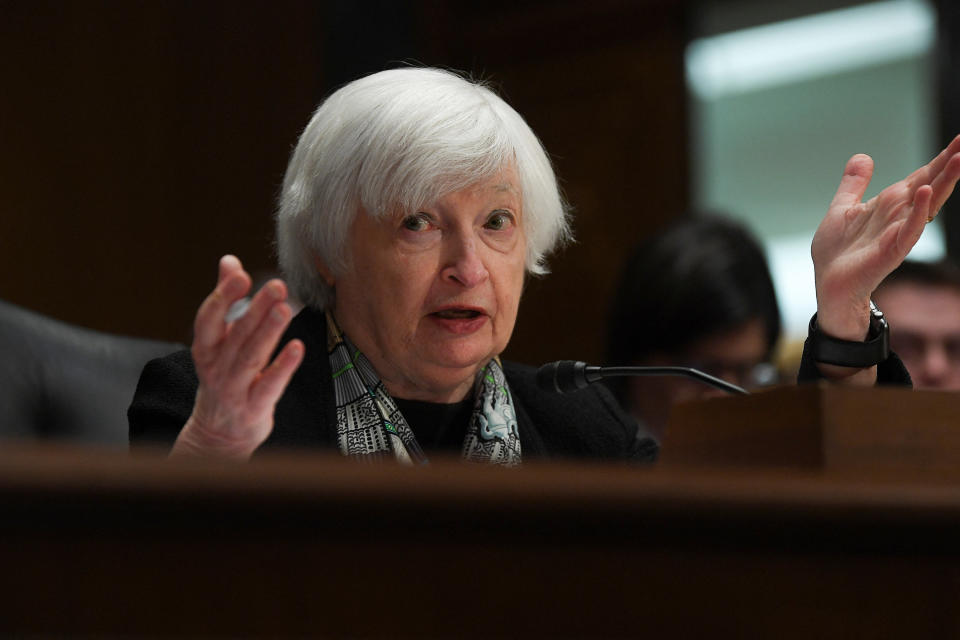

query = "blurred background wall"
[0,0,954,367]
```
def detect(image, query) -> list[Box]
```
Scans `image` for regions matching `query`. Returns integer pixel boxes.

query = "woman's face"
[328,167,527,403]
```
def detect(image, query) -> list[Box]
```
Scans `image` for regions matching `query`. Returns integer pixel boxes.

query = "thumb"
[829,154,875,212]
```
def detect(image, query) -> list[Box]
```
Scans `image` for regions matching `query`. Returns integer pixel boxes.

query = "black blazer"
[129,307,656,462]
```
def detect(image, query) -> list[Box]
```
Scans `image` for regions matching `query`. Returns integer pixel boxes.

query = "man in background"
[873,259,960,390]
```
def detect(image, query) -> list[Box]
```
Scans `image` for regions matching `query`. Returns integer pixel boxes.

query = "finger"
[218,254,243,285]
[914,184,934,219]
[248,339,305,415]
[228,297,295,382]
[897,185,933,256]
[829,154,874,213]
[193,256,252,362]
[194,296,291,416]
[217,279,289,377]
[926,152,960,215]
[908,134,960,188]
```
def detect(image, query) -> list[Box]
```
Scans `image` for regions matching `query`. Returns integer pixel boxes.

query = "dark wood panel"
[1,445,960,636]
[0,0,688,368]
[0,1,324,342]
[664,384,960,472]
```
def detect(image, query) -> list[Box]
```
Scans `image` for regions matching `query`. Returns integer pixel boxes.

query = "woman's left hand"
[812,135,960,382]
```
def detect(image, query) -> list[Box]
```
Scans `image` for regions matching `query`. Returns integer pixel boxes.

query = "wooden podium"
[662,383,960,471]
[1,432,960,637]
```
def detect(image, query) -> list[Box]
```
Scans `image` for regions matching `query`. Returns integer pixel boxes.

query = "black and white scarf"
[326,312,521,465]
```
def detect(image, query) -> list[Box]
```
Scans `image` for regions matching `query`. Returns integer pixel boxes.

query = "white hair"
[276,67,571,310]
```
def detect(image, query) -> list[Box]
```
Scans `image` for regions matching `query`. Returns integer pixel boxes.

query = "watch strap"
[809,302,890,368]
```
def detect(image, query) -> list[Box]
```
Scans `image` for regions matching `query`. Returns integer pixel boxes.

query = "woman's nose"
[441,234,489,288]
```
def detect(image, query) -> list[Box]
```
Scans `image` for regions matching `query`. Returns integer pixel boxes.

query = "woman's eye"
[402,214,432,232]
[485,210,514,230]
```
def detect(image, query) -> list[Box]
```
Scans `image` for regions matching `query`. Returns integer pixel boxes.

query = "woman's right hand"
[171,255,304,460]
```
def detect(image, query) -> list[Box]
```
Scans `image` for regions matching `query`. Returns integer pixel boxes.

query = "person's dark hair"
[875,258,960,294]
[603,215,781,403]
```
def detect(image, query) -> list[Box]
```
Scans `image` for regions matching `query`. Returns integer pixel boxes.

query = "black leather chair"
[0,299,185,446]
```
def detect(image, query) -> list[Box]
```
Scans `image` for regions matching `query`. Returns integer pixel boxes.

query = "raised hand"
[171,255,304,459]
[811,135,960,381]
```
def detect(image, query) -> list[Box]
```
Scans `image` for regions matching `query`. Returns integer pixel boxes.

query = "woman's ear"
[314,256,335,287]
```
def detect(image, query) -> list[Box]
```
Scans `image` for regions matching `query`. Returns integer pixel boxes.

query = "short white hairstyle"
[276,67,571,310]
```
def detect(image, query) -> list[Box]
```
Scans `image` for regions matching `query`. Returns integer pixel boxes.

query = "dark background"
[1,0,955,367]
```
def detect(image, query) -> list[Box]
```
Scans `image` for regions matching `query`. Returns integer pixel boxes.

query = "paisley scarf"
[326,312,521,465]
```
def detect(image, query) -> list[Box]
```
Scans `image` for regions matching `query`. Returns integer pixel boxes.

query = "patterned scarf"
[326,311,522,465]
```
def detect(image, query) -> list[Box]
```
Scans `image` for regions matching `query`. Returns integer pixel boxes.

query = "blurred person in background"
[873,259,960,390]
[603,216,781,443]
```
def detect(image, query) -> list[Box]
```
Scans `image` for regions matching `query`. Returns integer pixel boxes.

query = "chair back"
[0,299,185,446]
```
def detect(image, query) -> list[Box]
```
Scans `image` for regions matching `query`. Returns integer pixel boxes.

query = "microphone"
[536,360,748,395]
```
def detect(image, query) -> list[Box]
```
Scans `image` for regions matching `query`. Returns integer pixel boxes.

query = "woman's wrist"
[811,295,879,385]
[814,289,872,342]
[170,417,261,461]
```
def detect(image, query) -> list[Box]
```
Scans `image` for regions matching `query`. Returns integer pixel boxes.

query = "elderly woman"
[129,67,960,462]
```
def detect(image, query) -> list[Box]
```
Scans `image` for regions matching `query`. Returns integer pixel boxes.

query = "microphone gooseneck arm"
[600,365,748,395]
[536,360,748,395]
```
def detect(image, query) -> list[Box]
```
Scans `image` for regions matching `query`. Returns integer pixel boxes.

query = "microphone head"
[536,360,591,393]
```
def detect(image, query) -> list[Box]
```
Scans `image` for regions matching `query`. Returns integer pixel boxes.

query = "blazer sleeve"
[127,349,199,448]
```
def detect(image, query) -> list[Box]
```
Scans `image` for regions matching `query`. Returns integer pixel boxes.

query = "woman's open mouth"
[429,307,488,333]
[432,308,482,319]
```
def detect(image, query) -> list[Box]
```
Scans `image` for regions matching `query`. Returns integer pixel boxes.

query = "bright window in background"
[686,0,940,342]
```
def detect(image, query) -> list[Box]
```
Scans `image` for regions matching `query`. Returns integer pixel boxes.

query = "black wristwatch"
[809,301,890,368]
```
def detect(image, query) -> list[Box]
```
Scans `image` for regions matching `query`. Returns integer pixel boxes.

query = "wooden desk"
[1,445,959,637]
[665,384,960,471]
